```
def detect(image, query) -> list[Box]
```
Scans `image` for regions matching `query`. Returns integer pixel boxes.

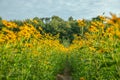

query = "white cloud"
[0,0,120,20]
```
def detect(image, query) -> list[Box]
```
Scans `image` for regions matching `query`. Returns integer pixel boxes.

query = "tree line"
[0,15,103,43]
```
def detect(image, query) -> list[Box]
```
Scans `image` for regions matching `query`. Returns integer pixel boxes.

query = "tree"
[0,16,2,21]
[45,17,51,24]
[0,16,3,30]
[68,16,74,21]
[51,15,64,22]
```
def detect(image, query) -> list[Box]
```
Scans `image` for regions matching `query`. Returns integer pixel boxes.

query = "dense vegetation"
[0,13,120,80]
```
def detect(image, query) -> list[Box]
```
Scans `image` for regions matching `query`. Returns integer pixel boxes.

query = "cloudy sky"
[0,0,120,20]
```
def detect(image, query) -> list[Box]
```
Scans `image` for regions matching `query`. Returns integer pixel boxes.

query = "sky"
[0,0,120,20]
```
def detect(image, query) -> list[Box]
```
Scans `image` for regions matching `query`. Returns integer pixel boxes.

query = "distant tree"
[41,18,45,23]
[52,15,64,22]
[69,20,80,34]
[33,17,39,21]
[0,16,2,21]
[33,17,45,27]
[68,16,74,21]
[12,20,24,26]
[0,16,3,30]
[33,17,45,33]
[46,18,59,34]
[45,17,51,24]
[24,19,32,24]
[92,16,101,21]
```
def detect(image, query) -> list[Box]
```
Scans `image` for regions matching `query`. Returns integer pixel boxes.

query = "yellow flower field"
[0,13,120,80]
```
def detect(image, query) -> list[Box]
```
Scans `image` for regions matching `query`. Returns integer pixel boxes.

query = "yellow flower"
[2,20,17,28]
[89,47,96,52]
[115,30,120,38]
[107,13,120,24]
[78,19,86,27]
[80,77,85,80]
[98,15,106,21]
[89,26,99,32]
[33,20,38,24]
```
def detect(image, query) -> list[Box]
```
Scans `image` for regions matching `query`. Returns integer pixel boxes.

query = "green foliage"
[69,47,120,80]
[0,43,67,80]
[12,20,24,26]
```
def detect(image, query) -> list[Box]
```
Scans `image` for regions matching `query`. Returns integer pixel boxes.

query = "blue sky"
[0,0,120,20]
